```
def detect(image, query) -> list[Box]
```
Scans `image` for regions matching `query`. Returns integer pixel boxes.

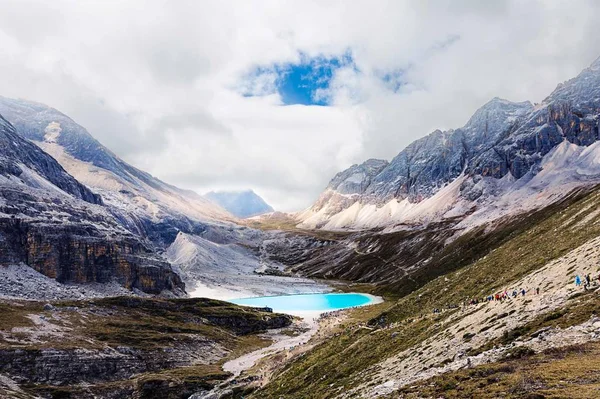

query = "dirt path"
[191,311,348,399]
[223,314,320,377]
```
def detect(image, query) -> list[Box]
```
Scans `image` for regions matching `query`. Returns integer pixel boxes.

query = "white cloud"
[0,0,599,211]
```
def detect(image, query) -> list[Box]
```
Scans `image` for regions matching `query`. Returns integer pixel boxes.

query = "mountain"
[0,96,234,246]
[299,57,600,231]
[0,114,183,295]
[205,189,274,218]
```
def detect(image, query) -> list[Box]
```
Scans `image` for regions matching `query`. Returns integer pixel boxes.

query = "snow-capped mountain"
[205,189,274,218]
[299,57,600,230]
[0,97,235,245]
[0,114,183,294]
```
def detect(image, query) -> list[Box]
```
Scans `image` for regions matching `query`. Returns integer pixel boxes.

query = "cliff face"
[0,219,183,294]
[470,62,600,179]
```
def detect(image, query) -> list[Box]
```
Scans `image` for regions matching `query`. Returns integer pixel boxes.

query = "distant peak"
[207,189,254,195]
[204,189,273,218]
[591,55,600,69]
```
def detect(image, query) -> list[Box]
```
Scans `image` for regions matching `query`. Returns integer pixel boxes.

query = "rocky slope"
[298,57,600,231]
[0,114,183,295]
[205,189,274,218]
[0,115,100,205]
[166,229,329,299]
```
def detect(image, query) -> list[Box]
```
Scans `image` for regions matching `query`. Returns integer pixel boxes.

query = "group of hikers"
[463,286,538,307]
[574,273,600,290]
[431,286,542,314]
[318,309,345,321]
[432,271,599,314]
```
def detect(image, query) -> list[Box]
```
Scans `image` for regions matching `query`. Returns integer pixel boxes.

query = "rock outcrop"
[0,297,292,398]
[0,219,183,294]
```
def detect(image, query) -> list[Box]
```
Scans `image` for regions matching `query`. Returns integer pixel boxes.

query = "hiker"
[521,288,526,296]
[575,275,582,287]
[586,274,591,285]
[536,287,540,295]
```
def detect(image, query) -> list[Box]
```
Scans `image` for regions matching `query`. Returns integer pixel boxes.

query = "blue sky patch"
[241,51,355,106]
[378,69,408,93]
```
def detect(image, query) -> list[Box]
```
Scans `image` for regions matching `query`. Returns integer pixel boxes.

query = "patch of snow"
[43,121,61,143]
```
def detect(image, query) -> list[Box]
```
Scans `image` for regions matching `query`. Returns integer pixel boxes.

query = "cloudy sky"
[1,0,599,211]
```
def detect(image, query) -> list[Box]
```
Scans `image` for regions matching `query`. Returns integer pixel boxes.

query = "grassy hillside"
[289,189,594,299]
[254,186,600,398]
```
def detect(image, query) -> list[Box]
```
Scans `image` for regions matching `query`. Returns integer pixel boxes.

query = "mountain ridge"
[0,113,184,295]
[0,96,236,246]
[298,56,600,231]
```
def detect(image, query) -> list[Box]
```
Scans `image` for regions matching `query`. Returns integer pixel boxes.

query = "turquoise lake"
[229,292,379,313]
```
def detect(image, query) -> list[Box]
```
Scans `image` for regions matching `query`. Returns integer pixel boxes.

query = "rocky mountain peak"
[301,54,600,230]
[463,97,533,134]
[327,158,389,195]
[545,56,600,107]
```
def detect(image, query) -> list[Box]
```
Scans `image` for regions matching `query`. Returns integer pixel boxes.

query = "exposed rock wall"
[0,218,184,294]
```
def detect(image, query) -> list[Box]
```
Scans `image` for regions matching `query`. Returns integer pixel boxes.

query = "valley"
[2,52,600,399]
